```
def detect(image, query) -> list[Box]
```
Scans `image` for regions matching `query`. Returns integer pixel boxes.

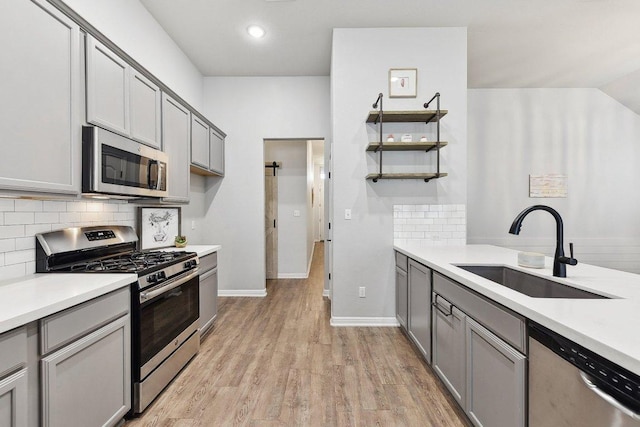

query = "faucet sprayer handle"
[560,243,578,266]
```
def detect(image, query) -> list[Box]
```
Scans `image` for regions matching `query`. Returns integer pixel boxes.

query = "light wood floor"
[125,242,469,426]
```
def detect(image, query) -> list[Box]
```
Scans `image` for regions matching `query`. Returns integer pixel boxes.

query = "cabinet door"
[408,259,431,362]
[161,93,191,203]
[41,316,131,427]
[199,268,218,337]
[130,70,161,149]
[209,128,225,175]
[465,317,526,427]
[432,293,466,408]
[191,115,210,169]
[395,266,408,330]
[86,35,130,137]
[0,0,80,194]
[0,369,28,427]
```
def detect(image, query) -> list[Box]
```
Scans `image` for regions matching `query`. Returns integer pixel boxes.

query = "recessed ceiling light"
[247,25,266,39]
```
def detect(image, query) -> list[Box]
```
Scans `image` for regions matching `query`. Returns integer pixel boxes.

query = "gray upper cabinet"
[86,35,161,149]
[0,0,80,195]
[130,70,161,149]
[209,128,225,176]
[408,259,432,362]
[162,93,191,203]
[191,115,210,169]
[465,317,526,427]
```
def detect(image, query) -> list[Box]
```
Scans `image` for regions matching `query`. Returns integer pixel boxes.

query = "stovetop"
[64,250,196,274]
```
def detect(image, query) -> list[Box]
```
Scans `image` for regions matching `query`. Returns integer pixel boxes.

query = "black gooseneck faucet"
[508,205,578,278]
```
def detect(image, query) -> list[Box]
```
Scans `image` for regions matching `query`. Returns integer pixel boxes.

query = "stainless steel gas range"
[35,225,200,414]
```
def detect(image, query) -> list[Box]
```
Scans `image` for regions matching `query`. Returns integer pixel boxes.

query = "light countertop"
[0,273,137,334]
[160,244,221,257]
[394,243,640,376]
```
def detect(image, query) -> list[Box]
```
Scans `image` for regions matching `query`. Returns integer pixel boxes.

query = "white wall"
[264,140,310,277]
[201,77,330,294]
[61,0,204,109]
[330,28,467,323]
[468,88,640,273]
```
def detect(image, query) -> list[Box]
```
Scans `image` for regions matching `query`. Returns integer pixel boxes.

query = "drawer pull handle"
[432,295,454,317]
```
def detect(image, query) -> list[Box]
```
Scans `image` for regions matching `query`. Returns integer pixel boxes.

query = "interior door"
[265,164,278,279]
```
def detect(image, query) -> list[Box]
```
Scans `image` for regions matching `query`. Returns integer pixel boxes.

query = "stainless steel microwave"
[82,126,168,198]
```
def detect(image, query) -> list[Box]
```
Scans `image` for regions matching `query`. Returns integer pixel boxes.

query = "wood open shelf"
[365,173,448,182]
[366,141,448,152]
[366,110,448,124]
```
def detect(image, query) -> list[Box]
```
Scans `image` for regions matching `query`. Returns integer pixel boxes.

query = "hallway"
[126,242,468,426]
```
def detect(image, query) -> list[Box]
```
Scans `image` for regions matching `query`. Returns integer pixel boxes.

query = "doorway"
[263,139,326,281]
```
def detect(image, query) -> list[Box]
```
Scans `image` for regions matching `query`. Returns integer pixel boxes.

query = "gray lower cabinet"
[162,93,191,203]
[432,293,466,408]
[39,287,131,427]
[395,266,408,330]
[408,259,432,362]
[0,0,81,195]
[199,252,219,337]
[0,326,28,427]
[465,318,526,427]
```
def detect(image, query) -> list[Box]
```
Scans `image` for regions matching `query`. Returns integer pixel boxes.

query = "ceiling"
[140,0,640,111]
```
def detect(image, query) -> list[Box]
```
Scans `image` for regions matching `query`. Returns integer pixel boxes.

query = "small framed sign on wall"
[389,68,417,98]
[529,174,568,198]
[137,207,181,250]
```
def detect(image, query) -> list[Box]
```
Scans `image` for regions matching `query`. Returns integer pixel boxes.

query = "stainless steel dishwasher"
[529,322,640,426]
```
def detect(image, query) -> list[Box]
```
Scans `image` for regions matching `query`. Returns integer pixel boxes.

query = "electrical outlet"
[345,209,352,220]
[191,220,196,230]
[293,210,301,217]
[359,286,366,298]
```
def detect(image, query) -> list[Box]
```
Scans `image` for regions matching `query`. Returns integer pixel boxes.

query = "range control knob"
[146,273,157,283]
[158,271,166,280]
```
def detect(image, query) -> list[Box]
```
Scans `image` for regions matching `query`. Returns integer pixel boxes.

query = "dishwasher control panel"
[530,322,640,412]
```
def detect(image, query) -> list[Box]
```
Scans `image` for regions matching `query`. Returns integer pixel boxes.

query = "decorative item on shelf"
[387,134,395,142]
[389,68,417,98]
[137,206,182,250]
[174,235,187,248]
[420,136,428,142]
[401,134,412,142]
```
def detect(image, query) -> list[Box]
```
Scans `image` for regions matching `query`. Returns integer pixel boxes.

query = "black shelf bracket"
[424,92,441,177]
[372,93,384,178]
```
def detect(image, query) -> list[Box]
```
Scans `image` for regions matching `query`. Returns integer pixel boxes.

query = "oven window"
[139,276,199,367]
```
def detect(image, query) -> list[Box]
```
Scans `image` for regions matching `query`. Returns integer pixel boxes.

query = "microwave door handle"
[148,160,159,189]
[157,162,165,191]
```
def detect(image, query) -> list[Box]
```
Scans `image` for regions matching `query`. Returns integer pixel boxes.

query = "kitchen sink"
[455,265,609,299]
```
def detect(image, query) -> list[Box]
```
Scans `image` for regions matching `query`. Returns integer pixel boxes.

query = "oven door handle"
[140,269,199,304]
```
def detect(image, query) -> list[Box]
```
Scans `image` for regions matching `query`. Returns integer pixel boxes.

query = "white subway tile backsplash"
[43,201,67,212]
[15,200,42,212]
[394,204,466,246]
[0,197,137,280]
[0,200,15,211]
[0,225,25,239]
[4,212,35,225]
[5,249,35,265]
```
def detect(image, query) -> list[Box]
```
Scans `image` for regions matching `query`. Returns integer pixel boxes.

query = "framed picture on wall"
[389,68,417,98]
[137,207,181,250]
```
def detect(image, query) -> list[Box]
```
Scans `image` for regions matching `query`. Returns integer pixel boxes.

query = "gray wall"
[201,77,330,295]
[467,88,640,273]
[330,27,468,324]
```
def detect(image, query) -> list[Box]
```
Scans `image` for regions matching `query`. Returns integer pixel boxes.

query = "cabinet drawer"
[433,272,525,352]
[40,287,130,355]
[199,252,218,274]
[0,326,27,378]
[395,251,408,272]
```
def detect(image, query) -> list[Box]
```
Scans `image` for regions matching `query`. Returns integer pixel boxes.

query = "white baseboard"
[330,316,399,327]
[322,289,330,297]
[218,289,267,297]
[277,273,308,279]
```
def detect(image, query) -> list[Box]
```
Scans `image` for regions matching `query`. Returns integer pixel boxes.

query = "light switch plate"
[345,209,352,220]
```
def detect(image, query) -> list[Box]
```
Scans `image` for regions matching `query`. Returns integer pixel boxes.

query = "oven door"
[136,269,199,380]
[82,125,168,198]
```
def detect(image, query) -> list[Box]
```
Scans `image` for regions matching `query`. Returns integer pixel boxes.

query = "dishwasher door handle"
[579,371,640,420]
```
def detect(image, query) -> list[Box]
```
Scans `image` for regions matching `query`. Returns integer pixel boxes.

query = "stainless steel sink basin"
[456,265,609,299]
